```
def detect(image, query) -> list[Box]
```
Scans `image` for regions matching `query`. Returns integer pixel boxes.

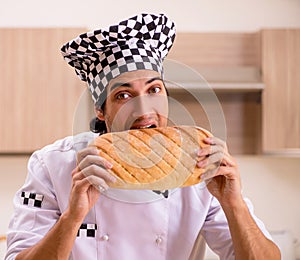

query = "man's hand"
[196,137,243,207]
[66,147,116,223]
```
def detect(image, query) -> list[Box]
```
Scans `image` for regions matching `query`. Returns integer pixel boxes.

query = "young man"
[5,14,280,260]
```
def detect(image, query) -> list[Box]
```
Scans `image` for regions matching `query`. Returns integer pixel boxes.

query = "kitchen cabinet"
[262,29,300,154]
[0,28,87,153]
[167,32,263,154]
[167,31,300,155]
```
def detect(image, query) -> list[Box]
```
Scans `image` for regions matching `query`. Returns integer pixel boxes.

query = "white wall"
[0,156,29,235]
[0,0,300,31]
[237,156,300,258]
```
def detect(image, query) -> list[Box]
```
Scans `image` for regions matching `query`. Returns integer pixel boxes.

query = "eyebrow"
[109,77,163,93]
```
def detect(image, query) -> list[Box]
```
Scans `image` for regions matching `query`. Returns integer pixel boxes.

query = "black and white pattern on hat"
[77,223,97,238]
[61,13,176,103]
[21,191,44,208]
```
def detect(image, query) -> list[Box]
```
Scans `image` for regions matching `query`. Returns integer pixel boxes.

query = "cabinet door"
[0,28,87,153]
[262,29,300,153]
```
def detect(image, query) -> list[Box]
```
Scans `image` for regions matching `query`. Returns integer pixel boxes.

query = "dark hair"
[90,88,107,134]
[90,117,107,134]
[90,81,169,134]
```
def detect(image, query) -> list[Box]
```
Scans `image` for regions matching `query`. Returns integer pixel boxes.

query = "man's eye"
[116,92,130,100]
[149,86,161,94]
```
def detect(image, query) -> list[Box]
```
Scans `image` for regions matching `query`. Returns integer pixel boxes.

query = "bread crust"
[91,126,212,190]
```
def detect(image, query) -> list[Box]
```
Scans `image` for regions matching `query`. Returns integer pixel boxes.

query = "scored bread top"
[90,125,212,190]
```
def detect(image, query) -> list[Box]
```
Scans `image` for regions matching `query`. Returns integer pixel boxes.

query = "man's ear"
[95,107,105,121]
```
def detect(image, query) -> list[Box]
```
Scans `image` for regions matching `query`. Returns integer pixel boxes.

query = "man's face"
[97,70,169,132]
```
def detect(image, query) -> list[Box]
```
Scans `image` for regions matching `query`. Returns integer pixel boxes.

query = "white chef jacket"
[5,132,272,260]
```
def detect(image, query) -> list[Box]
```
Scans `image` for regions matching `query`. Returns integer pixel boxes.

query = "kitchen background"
[0,0,300,259]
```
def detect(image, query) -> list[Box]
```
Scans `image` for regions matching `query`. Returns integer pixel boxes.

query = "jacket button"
[101,234,109,241]
[155,236,163,244]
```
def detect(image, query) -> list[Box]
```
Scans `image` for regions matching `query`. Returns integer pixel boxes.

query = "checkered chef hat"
[61,13,176,103]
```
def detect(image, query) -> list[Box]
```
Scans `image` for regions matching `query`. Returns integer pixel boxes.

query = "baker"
[5,13,280,260]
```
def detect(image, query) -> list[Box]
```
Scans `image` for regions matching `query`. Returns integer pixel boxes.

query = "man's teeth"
[136,125,156,129]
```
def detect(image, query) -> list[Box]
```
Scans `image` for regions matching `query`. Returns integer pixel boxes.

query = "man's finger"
[76,147,99,164]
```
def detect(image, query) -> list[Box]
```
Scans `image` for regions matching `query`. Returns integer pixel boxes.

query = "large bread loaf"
[91,125,213,190]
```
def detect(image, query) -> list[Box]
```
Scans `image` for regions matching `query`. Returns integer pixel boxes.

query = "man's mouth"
[130,124,157,130]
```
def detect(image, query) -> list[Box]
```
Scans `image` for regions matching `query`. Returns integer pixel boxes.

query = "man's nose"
[131,95,153,117]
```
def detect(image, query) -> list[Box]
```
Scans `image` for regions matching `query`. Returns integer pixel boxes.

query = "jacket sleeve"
[200,196,273,260]
[5,151,61,260]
